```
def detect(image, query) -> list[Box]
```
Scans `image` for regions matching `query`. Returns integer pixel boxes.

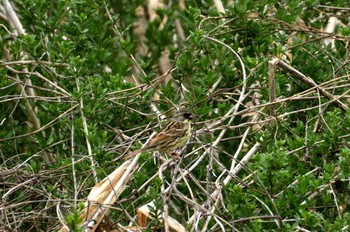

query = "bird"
[122,107,194,160]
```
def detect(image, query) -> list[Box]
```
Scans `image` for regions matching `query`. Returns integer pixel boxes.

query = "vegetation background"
[1,0,350,231]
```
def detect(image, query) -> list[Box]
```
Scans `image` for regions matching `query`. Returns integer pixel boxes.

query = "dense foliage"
[1,0,350,231]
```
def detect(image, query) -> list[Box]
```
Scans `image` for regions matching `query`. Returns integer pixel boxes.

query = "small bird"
[122,107,194,160]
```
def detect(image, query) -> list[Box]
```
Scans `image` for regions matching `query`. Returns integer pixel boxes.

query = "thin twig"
[275,58,348,111]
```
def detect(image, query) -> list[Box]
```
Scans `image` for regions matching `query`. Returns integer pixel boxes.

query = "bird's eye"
[184,113,192,119]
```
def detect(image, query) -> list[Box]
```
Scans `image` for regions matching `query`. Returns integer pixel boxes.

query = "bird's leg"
[170,152,180,159]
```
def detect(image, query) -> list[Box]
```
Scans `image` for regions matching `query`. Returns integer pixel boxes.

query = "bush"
[1,0,349,231]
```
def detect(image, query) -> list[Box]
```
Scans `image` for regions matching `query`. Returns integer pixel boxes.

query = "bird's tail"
[122,149,143,160]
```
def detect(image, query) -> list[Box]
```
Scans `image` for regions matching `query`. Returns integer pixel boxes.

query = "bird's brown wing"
[122,129,171,160]
[122,121,186,160]
[144,131,172,150]
[145,121,186,151]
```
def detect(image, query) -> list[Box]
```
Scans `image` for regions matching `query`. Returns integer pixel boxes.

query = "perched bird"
[122,108,194,160]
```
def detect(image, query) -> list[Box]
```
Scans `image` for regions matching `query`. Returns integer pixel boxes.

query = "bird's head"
[171,107,194,123]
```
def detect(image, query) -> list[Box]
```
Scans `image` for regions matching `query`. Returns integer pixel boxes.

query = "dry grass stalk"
[59,160,137,232]
[135,201,186,232]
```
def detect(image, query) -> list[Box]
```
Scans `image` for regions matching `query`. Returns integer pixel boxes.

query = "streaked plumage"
[122,108,193,160]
